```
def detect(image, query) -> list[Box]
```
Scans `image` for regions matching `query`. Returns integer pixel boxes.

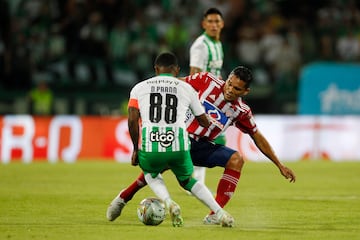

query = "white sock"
[193,166,206,184]
[144,173,170,203]
[191,181,221,213]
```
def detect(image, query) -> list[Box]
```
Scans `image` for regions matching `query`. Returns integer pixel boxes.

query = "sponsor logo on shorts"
[150,130,175,148]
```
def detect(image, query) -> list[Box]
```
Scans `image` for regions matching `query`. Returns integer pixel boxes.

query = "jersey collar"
[204,32,219,42]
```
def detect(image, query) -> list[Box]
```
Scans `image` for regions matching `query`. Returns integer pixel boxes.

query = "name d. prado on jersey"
[129,75,205,153]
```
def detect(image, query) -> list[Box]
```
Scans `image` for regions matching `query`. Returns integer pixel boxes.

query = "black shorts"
[190,138,236,168]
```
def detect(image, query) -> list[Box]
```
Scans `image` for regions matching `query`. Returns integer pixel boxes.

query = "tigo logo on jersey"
[150,130,174,148]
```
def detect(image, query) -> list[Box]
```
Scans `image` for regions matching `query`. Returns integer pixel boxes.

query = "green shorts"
[138,150,193,181]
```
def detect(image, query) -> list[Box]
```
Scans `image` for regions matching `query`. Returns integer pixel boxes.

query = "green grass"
[0,161,359,240]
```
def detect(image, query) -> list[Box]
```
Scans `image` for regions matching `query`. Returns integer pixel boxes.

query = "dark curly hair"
[154,52,178,67]
[203,7,223,19]
[230,66,253,88]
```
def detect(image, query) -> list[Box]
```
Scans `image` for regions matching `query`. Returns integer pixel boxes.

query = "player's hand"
[131,151,139,166]
[280,165,296,183]
[208,115,223,129]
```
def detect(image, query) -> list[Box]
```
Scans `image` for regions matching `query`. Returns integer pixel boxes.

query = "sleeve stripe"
[128,98,139,109]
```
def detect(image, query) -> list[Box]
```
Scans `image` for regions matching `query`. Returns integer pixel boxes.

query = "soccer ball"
[137,197,166,226]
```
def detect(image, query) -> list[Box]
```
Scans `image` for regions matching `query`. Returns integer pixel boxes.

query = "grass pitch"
[0,160,359,240]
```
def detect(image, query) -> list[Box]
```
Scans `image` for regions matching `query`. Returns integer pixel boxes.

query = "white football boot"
[106,195,126,221]
[203,213,220,225]
[216,209,234,227]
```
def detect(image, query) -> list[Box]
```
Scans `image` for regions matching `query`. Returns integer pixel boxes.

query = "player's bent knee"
[225,152,244,171]
[178,178,190,187]
[178,177,197,191]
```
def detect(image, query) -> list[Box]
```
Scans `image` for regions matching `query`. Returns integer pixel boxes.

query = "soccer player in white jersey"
[189,7,225,185]
[190,7,224,77]
[110,52,234,227]
[106,64,296,225]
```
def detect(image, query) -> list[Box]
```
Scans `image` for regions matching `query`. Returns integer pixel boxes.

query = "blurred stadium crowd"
[0,0,359,114]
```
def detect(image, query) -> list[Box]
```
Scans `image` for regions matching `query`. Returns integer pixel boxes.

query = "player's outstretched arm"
[250,131,296,183]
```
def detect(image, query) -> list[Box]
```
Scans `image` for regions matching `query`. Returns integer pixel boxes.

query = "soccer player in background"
[106,65,296,225]
[114,52,234,227]
[189,7,226,185]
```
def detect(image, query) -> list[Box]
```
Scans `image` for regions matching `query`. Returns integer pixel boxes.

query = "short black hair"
[154,52,178,67]
[204,7,223,19]
[230,66,253,88]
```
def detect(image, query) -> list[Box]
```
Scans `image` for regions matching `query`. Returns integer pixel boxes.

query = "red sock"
[210,169,240,214]
[119,172,147,202]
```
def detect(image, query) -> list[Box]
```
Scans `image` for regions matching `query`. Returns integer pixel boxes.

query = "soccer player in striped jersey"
[189,7,224,77]
[189,7,225,185]
[107,65,296,225]
[182,68,295,224]
[110,52,234,227]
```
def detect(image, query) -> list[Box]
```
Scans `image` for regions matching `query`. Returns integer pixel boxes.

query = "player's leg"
[190,139,244,224]
[106,167,171,221]
[142,151,184,227]
[183,179,234,227]
[169,151,234,227]
[205,151,243,224]
[144,173,183,227]
[193,134,226,184]
[120,172,147,202]
[172,151,234,227]
[214,151,243,208]
[171,151,219,213]
[106,172,146,221]
[193,166,206,183]
[190,140,244,209]
[106,148,154,221]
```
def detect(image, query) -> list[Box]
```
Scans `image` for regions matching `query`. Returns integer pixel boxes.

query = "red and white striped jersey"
[184,72,258,141]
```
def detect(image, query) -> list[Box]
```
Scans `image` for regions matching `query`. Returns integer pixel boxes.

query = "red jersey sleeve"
[234,109,258,134]
[185,72,210,91]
